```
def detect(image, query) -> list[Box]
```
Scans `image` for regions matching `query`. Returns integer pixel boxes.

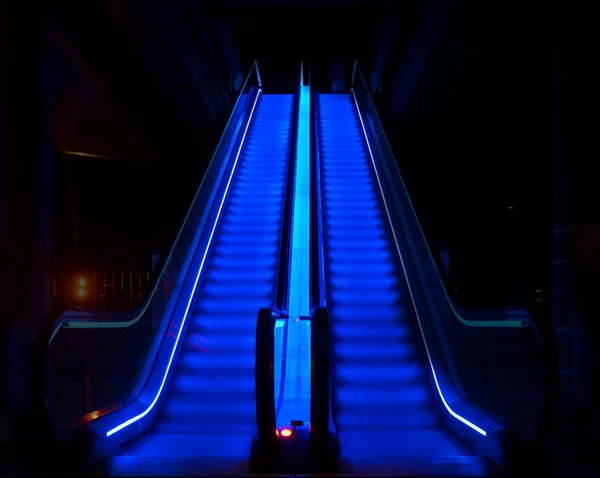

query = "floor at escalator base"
[336,431,502,476]
[339,456,502,476]
[250,426,313,474]
[101,432,252,476]
[249,435,279,474]
[250,428,339,475]
[101,456,250,476]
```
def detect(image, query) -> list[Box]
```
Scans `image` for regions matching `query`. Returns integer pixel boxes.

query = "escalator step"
[318,93,471,469]
[122,94,294,462]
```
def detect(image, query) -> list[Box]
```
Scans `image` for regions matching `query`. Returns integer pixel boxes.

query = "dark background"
[36,0,592,325]
[2,0,600,463]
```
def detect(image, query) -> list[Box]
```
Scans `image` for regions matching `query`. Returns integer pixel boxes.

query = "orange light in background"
[77,276,87,298]
[74,404,122,427]
[280,428,292,438]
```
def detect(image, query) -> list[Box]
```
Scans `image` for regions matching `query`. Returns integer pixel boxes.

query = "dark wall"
[49,28,157,160]
[48,1,240,302]
[52,155,172,270]
[214,3,410,90]
[48,0,559,312]
[380,1,552,308]
[562,3,597,225]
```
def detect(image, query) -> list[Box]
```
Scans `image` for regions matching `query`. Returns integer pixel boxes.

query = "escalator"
[316,92,499,475]
[35,61,298,474]
[34,61,540,476]
[106,93,295,473]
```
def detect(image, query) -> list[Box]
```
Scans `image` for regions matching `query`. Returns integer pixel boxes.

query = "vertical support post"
[552,0,591,450]
[388,0,449,120]
[209,18,243,93]
[368,16,398,94]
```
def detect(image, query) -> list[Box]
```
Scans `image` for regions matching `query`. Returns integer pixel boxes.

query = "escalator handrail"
[310,307,332,444]
[310,84,327,309]
[30,62,261,463]
[44,61,262,344]
[255,308,277,448]
[350,60,537,333]
[351,61,557,467]
[273,64,302,314]
[32,86,264,469]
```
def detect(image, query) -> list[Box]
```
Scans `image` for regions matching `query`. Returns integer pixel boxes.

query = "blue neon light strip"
[287,84,311,319]
[276,73,312,427]
[350,90,487,437]
[106,91,262,438]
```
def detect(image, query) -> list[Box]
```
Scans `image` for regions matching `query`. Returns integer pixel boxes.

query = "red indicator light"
[280,428,292,438]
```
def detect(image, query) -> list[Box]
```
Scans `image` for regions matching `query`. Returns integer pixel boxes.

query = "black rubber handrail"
[255,307,277,447]
[311,89,339,441]
[308,79,339,474]
[309,307,330,449]
[310,89,327,310]
[274,63,302,314]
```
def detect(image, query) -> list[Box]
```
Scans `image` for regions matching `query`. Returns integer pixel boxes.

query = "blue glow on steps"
[105,92,262,439]
[115,94,294,462]
[317,93,479,470]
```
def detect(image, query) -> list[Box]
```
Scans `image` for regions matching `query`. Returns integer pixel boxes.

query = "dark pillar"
[389,0,449,119]
[389,1,504,126]
[552,0,591,453]
[210,18,244,93]
[182,0,231,122]
[0,0,51,437]
[329,55,345,92]
[368,16,398,94]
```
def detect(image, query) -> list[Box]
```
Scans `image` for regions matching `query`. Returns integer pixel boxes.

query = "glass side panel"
[45,65,261,428]
[99,91,294,449]
[274,318,287,416]
[275,318,311,428]
[351,64,544,440]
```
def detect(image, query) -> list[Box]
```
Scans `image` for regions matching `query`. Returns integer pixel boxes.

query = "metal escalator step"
[318,93,470,465]
[121,94,294,461]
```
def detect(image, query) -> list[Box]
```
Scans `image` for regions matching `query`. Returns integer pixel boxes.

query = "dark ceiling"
[204,1,419,61]
[48,0,424,159]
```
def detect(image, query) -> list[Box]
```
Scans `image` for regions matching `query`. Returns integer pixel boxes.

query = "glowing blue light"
[106,91,262,438]
[287,84,311,319]
[276,71,312,428]
[350,90,487,437]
